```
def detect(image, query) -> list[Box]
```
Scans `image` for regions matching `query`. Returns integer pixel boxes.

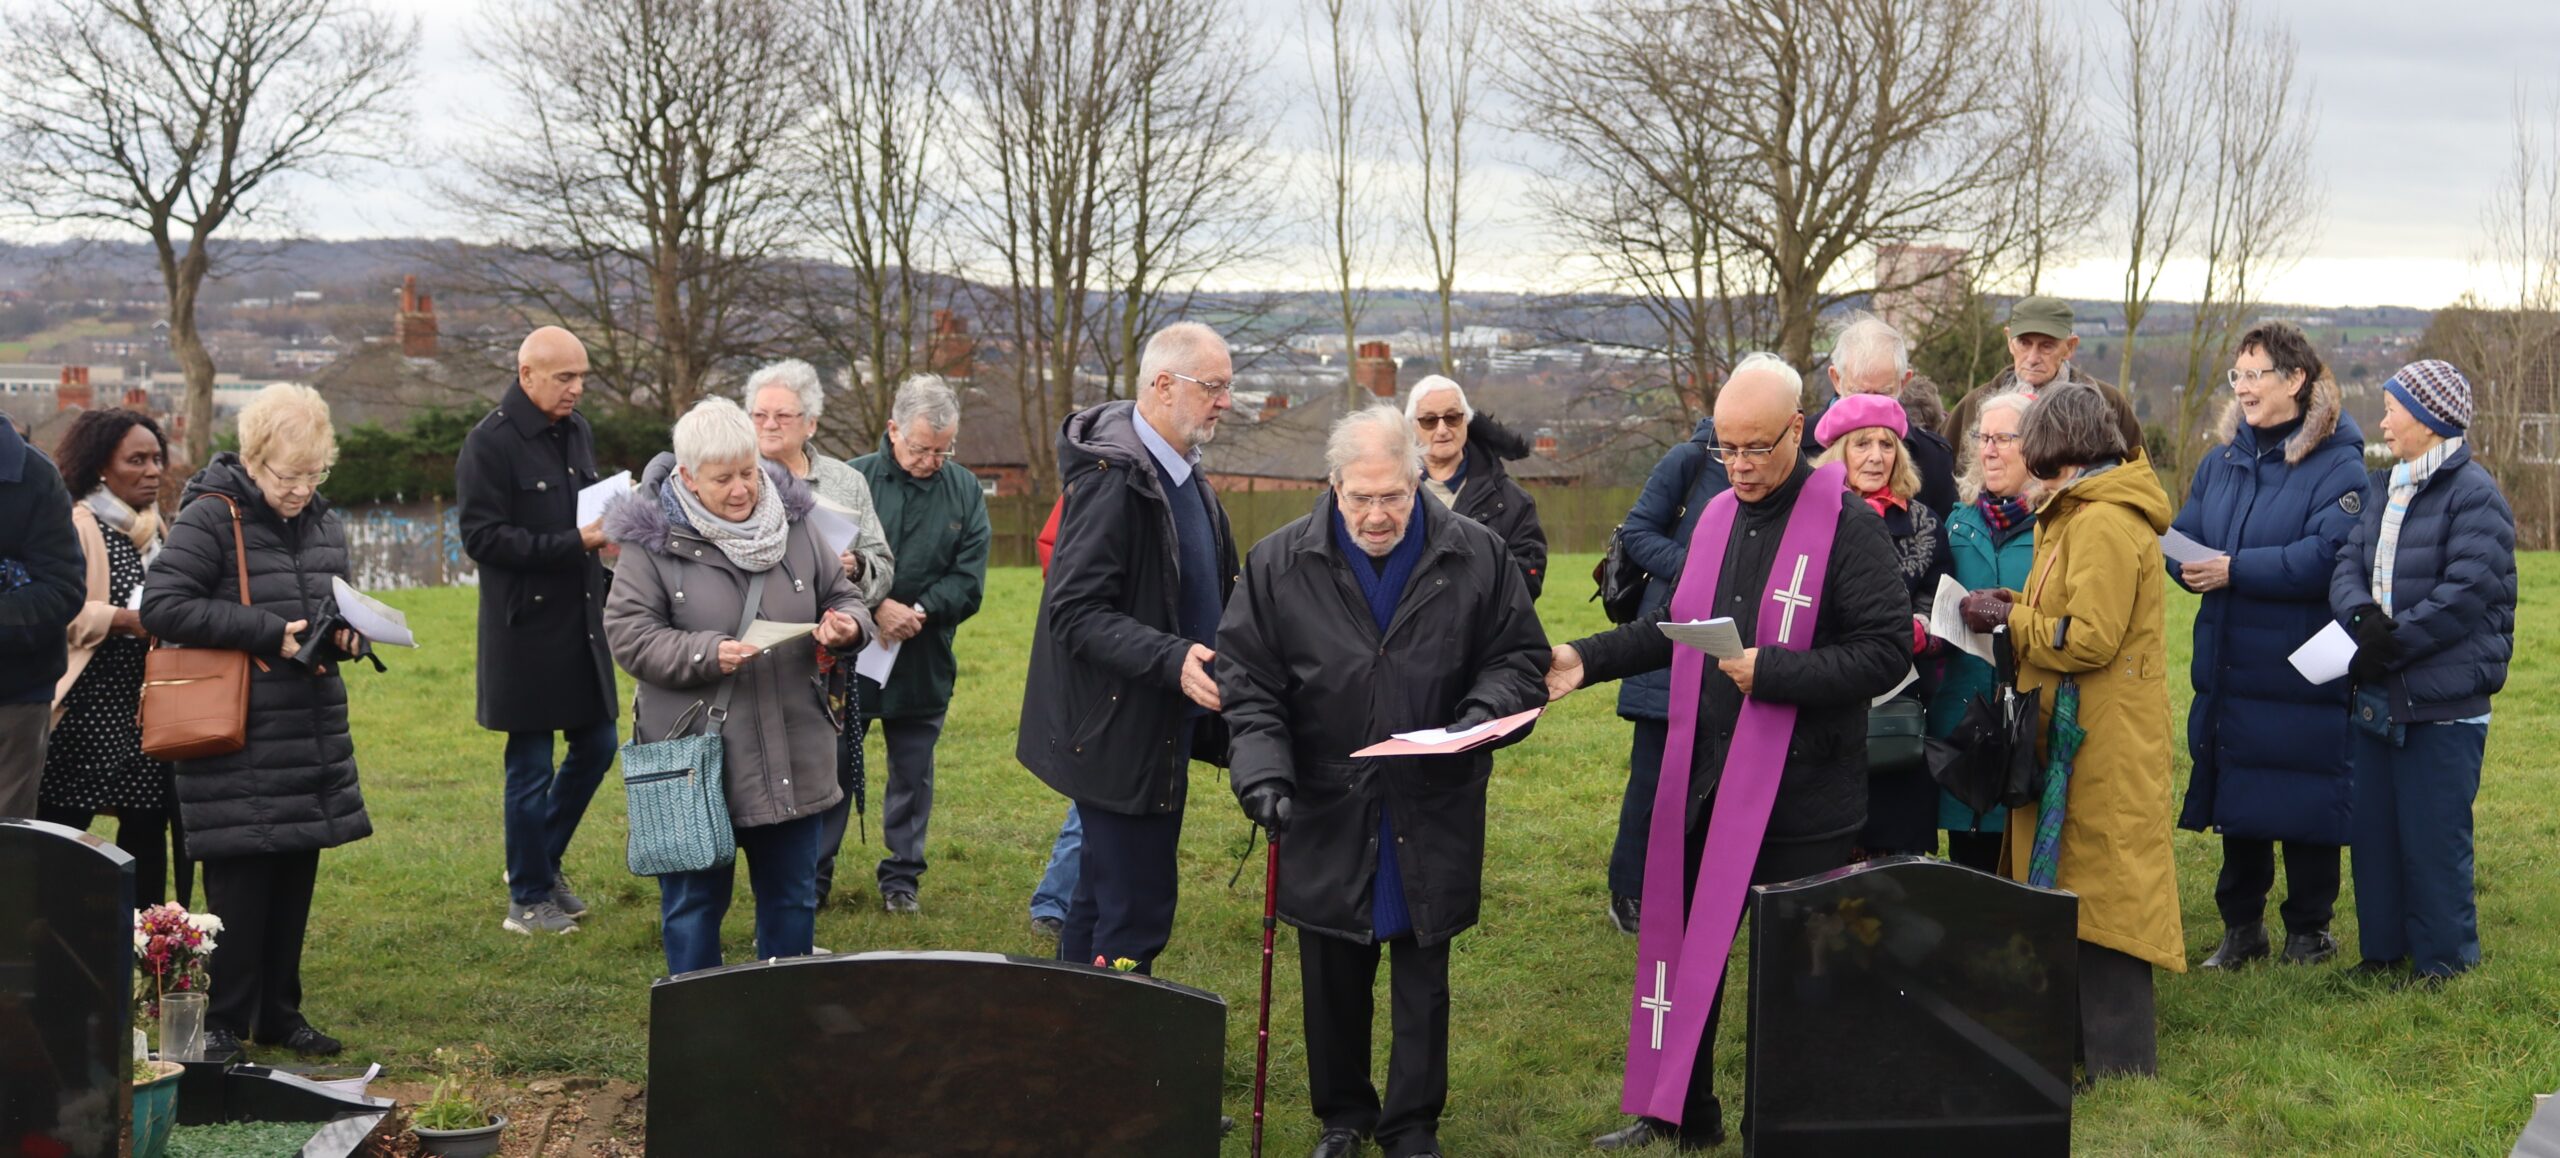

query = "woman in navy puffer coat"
[2170,323,2367,970]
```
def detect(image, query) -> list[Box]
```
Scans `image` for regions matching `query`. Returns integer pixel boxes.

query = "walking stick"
[1252,834,1280,1158]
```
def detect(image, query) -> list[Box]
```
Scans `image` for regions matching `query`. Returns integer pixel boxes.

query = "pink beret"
[1815,392,1908,447]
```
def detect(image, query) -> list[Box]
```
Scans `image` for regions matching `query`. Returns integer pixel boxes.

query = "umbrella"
[2026,677,2085,890]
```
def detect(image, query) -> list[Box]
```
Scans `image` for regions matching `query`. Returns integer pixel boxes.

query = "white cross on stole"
[1770,553,1814,645]
[1640,960,1673,1050]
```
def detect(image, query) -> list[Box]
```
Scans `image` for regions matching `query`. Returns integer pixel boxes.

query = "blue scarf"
[1330,495,1428,939]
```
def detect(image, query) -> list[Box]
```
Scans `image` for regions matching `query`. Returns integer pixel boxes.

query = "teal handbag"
[621,571,767,877]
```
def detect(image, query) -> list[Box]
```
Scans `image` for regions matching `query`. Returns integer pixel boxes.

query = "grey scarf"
[667,469,790,572]
[83,487,163,566]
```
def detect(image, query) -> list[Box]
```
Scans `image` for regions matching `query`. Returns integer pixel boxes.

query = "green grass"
[95,555,2560,1154]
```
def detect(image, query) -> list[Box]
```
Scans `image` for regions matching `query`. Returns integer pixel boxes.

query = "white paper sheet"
[126,583,144,611]
[806,500,861,560]
[741,620,818,650]
[855,638,900,683]
[1390,720,1498,746]
[1927,574,1996,665]
[2287,620,2356,685]
[2160,528,2221,566]
[330,577,417,648]
[576,470,634,528]
[1658,618,1745,659]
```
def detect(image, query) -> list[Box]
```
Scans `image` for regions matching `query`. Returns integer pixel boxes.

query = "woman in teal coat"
[1928,390,2039,871]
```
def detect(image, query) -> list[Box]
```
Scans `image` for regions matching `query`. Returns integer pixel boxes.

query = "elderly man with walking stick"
[1218,404,1549,1158]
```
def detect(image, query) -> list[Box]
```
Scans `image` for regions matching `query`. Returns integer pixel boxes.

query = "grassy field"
[97,553,2560,1154]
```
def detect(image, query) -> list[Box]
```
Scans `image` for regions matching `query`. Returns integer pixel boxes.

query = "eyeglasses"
[1974,432,2024,449]
[902,442,958,462]
[1168,371,1235,399]
[1413,412,1467,431]
[2225,367,2292,388]
[1338,489,1415,512]
[749,409,806,426]
[258,464,330,492]
[1707,443,1787,464]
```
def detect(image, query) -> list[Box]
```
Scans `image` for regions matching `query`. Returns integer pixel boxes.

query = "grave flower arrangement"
[133,903,221,1020]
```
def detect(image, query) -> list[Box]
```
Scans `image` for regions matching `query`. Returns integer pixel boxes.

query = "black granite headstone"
[647,950,1226,1156]
[1745,855,2076,1157]
[0,817,137,1158]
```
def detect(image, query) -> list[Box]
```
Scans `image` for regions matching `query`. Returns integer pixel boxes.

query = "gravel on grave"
[164,1119,322,1156]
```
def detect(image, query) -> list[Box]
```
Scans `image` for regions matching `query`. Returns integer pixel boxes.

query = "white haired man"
[1939,296,2144,454]
[1816,315,1960,517]
[1220,404,1548,1158]
[1405,375,1549,597]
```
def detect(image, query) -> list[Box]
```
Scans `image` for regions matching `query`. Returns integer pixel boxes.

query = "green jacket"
[850,440,992,719]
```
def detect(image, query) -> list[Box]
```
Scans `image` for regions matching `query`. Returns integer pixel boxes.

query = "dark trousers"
[656,813,823,976]
[1944,830,2002,874]
[39,801,192,907]
[873,715,947,895]
[1610,720,1668,899]
[2214,837,2341,934]
[201,849,321,1041]
[0,701,45,818]
[502,719,618,905]
[2351,721,2487,977]
[1058,805,1184,973]
[1299,930,1451,1157]
[1664,823,1856,1132]
[2078,940,2157,1078]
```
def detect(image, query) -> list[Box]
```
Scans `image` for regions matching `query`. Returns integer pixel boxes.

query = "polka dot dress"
[39,526,170,813]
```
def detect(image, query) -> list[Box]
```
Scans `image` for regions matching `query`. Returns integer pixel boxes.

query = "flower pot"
[130,1060,186,1158]
[413,1113,508,1158]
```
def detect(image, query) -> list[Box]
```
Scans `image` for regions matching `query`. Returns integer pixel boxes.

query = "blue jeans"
[1609,720,1667,900]
[2351,720,2488,978]
[656,813,824,976]
[503,720,619,905]
[1028,805,1083,922]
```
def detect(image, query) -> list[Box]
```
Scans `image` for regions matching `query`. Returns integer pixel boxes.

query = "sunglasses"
[1414,412,1467,431]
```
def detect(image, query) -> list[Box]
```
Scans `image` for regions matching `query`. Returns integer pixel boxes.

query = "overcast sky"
[291,0,2560,311]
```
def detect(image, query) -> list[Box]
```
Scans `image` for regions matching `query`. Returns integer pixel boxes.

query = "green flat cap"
[2006,296,2076,340]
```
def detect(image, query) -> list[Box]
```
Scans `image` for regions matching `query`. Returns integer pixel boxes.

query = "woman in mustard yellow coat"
[1959,381,2183,1080]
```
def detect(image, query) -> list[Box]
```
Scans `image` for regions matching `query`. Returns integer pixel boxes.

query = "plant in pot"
[129,1056,187,1158]
[411,1046,508,1158]
[133,902,220,1057]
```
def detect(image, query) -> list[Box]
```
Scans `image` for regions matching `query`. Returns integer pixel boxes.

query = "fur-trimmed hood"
[602,452,816,557]
[2216,371,2355,466]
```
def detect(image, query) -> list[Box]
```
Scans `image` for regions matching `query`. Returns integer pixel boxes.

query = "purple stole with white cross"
[1622,461,1847,1122]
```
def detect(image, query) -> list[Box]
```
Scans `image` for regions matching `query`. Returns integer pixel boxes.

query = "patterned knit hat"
[2382,359,2473,437]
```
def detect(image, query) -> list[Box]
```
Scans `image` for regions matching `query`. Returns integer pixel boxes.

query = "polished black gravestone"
[0,817,136,1158]
[1745,855,2077,1157]
[648,950,1226,1156]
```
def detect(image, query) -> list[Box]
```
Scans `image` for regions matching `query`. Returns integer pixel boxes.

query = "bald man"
[1547,355,1910,1149]
[456,325,620,936]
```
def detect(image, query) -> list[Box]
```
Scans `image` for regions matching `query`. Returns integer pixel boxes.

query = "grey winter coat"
[602,455,876,829]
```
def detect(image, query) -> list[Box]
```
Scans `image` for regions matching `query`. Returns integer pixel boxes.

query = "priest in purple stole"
[1547,358,1912,1150]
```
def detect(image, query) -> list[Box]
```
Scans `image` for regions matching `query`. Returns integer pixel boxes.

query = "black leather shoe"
[261,1025,343,1057]
[2200,923,2269,970]
[200,1026,246,1063]
[1310,1126,1365,1158]
[1593,1111,1721,1151]
[2281,930,2338,965]
[1608,894,1641,936]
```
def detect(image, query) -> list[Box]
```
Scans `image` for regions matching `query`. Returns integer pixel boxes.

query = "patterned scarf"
[1975,492,2033,542]
[2371,437,2462,615]
[665,465,791,573]
[83,486,163,566]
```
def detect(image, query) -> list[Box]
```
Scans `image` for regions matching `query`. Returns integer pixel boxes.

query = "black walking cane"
[1252,834,1280,1158]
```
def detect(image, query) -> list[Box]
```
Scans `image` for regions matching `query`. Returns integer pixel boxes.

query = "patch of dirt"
[366,1078,647,1157]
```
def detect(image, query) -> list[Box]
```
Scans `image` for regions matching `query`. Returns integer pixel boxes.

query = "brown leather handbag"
[139,494,266,762]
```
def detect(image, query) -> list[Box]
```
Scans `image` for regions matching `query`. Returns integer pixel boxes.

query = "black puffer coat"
[1434,414,1550,598]
[141,454,371,860]
[1218,493,1549,946]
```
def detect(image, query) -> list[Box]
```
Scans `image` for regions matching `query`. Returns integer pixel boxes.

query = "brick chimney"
[1261,393,1289,421]
[1534,427,1559,457]
[928,310,976,380]
[1354,341,1396,398]
[55,365,92,412]
[395,274,439,358]
[123,387,149,410]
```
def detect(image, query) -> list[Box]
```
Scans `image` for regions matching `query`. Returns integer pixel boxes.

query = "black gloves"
[1240,783,1293,837]
[1451,705,1494,731]
[2348,604,2404,682]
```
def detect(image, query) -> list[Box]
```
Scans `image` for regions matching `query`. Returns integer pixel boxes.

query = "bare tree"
[2105,0,2204,393]
[2002,0,2114,296]
[1306,0,1377,407]
[2167,0,2321,489]
[448,0,807,417]
[0,0,416,463]
[1393,0,1485,372]
[2436,88,2560,546]
[792,0,952,448]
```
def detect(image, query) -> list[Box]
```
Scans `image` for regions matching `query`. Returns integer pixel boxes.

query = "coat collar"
[2215,371,2350,466]
[1287,487,1473,568]
[501,382,567,439]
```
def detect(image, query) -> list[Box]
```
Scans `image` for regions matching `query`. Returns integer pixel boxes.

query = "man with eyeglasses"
[455,326,620,937]
[1814,314,1959,518]
[1548,355,1910,1150]
[1405,375,1549,598]
[1019,321,1238,976]
[1219,404,1547,1158]
[1940,295,2143,456]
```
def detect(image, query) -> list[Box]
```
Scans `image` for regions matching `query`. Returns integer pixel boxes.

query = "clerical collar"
[1133,410,1198,485]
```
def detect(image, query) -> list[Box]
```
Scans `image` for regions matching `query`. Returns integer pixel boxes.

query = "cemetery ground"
[80,554,2560,1155]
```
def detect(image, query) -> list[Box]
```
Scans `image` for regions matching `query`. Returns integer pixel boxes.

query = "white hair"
[1402,375,1473,421]
[1831,313,1909,383]
[1325,404,1423,482]
[891,374,961,431]
[1136,321,1229,391]
[743,359,826,420]
[673,395,761,473]
[1730,351,1804,396]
